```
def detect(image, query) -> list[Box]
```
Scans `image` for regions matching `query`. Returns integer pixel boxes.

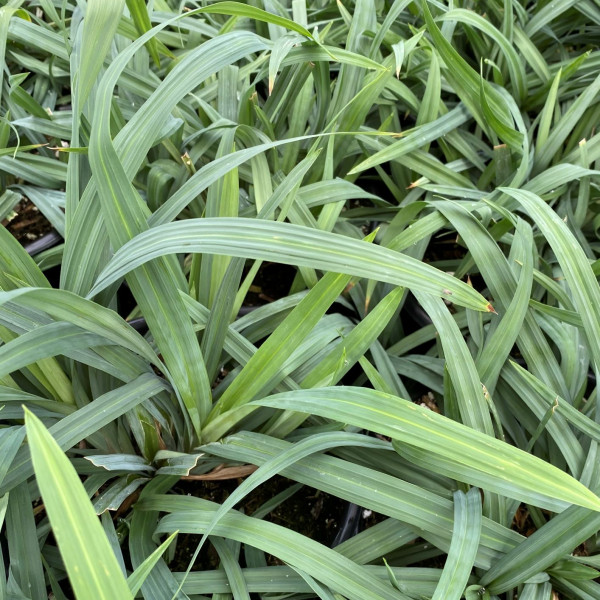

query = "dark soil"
[2,199,54,245]
[170,475,346,571]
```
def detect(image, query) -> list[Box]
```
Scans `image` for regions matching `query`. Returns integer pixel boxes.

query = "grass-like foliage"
[1,0,599,598]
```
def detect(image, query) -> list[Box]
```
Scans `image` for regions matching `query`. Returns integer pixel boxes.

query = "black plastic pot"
[23,230,63,288]
[127,316,149,334]
[331,502,363,547]
[23,230,62,257]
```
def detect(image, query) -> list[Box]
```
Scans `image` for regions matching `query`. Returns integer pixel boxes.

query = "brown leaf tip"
[486,303,497,314]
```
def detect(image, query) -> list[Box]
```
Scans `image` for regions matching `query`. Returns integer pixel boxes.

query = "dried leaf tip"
[486,303,497,314]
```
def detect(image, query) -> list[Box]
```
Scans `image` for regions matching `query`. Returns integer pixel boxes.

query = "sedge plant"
[1,1,600,599]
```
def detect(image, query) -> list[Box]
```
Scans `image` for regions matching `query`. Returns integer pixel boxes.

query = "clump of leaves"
[1,0,600,599]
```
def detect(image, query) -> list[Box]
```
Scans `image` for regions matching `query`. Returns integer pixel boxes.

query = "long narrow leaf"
[90,219,494,313]
[254,388,600,511]
[146,495,408,600]
[431,488,482,600]
[25,409,133,600]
